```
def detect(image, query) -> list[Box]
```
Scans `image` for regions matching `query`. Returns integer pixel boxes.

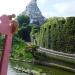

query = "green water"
[10,60,75,75]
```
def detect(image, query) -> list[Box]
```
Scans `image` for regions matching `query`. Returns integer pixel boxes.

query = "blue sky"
[0,0,75,17]
[37,0,75,17]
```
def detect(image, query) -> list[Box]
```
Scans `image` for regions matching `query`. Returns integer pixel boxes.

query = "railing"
[38,47,75,65]
[37,47,75,71]
[39,47,75,57]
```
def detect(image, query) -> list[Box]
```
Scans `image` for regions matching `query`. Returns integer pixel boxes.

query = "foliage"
[64,17,75,53]
[17,15,30,27]
[17,25,32,42]
[31,17,75,53]
[0,35,4,50]
[31,25,40,44]
[0,35,5,55]
[11,36,33,60]
[31,25,40,34]
[26,44,48,61]
[16,15,31,41]
[26,44,39,53]
[0,35,33,60]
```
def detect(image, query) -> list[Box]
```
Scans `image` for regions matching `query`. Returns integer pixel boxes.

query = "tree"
[31,17,75,53]
[17,15,30,27]
[31,25,40,44]
[17,25,32,42]
[16,15,31,41]
[64,17,75,53]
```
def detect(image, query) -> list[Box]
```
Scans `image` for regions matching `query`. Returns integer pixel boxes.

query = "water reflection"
[7,61,75,75]
[7,63,28,75]
[7,64,16,75]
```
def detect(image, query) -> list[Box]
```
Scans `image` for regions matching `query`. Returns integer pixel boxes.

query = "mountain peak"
[22,0,45,25]
[31,0,37,3]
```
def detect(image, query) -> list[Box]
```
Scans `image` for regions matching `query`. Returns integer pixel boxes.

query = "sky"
[0,0,75,18]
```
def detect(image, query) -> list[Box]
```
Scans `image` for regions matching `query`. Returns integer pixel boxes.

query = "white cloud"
[42,12,57,18]
[54,1,75,15]
[0,0,31,16]
[42,0,75,17]
[0,0,75,17]
[42,12,49,18]
[37,0,46,5]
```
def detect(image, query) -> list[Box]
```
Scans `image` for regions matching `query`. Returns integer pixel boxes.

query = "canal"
[7,61,75,75]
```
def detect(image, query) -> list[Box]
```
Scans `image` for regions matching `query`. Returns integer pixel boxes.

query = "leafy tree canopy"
[17,15,30,27]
